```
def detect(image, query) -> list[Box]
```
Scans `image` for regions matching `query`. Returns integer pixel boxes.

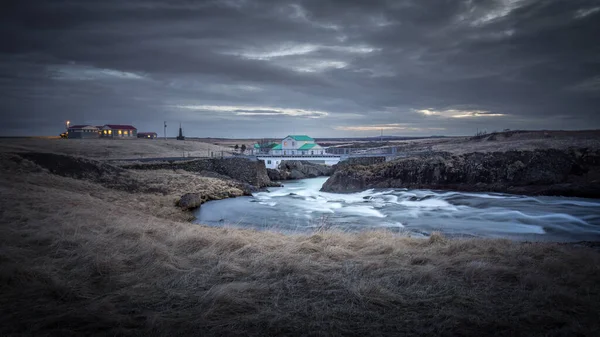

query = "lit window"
[118,130,122,135]
[103,130,107,134]
[108,130,112,135]
[147,135,151,138]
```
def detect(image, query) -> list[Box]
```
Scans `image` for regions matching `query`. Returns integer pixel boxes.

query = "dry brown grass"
[0,138,234,159]
[389,130,600,154]
[1,153,600,336]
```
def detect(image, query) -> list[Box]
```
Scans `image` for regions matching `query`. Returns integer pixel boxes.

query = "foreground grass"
[1,154,600,336]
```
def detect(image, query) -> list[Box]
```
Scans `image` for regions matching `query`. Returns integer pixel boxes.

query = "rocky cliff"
[267,160,333,180]
[125,157,275,188]
[321,149,600,198]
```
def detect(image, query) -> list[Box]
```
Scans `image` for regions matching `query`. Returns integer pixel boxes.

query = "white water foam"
[195,177,600,241]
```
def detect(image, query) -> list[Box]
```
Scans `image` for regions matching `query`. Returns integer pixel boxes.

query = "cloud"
[415,109,506,118]
[568,76,600,93]
[574,6,600,19]
[47,64,147,81]
[335,124,446,132]
[467,0,530,26]
[174,105,329,118]
[0,0,599,137]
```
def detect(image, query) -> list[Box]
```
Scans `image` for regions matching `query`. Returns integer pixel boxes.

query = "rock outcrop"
[266,168,285,181]
[333,157,387,170]
[267,161,333,181]
[16,152,147,192]
[178,193,203,210]
[321,149,600,198]
[125,157,276,188]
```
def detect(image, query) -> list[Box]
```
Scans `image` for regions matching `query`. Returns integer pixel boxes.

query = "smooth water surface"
[195,177,600,241]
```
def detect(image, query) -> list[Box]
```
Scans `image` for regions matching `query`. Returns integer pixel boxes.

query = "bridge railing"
[255,154,341,158]
[325,147,401,155]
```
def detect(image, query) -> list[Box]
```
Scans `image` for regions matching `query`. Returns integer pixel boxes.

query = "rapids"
[194,177,600,241]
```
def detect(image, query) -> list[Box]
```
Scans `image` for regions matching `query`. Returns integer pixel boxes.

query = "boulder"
[267,168,290,181]
[276,160,334,180]
[178,193,203,210]
[289,169,306,180]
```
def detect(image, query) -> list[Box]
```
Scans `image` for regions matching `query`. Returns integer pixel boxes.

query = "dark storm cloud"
[1,0,599,137]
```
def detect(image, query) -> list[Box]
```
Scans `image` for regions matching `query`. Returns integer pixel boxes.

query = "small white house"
[269,135,325,155]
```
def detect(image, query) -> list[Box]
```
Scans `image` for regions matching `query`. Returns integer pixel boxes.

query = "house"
[67,125,100,139]
[100,124,137,138]
[260,135,325,155]
[138,132,157,139]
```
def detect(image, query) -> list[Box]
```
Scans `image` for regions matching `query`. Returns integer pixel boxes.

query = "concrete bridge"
[256,154,342,169]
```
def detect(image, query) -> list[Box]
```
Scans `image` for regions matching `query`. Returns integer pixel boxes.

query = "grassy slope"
[382,130,600,155]
[1,154,600,336]
[0,138,235,159]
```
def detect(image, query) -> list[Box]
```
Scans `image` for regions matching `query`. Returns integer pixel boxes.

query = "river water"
[195,177,600,241]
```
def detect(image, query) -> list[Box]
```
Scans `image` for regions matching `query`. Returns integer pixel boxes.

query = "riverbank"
[1,149,600,335]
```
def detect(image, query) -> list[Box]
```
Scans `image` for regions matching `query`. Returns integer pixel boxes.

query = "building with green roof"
[252,134,325,156]
[287,135,314,141]
[269,135,324,155]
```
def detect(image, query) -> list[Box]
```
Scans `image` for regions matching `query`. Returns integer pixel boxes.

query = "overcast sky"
[1,0,599,137]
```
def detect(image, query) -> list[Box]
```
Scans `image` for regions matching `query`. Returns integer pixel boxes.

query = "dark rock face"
[266,168,284,181]
[18,152,124,180]
[321,149,600,198]
[16,152,147,192]
[178,193,203,210]
[270,161,334,180]
[125,158,275,188]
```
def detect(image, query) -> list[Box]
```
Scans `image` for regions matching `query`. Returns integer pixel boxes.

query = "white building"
[268,135,325,155]
[254,135,336,169]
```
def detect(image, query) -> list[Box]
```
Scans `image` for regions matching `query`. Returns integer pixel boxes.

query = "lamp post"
[66,120,70,130]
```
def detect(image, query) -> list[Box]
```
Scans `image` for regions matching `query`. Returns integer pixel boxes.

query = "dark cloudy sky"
[1,0,599,137]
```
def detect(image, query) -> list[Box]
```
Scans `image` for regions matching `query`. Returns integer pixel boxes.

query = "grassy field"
[0,138,235,159]
[1,148,600,336]
[410,130,600,154]
[9,130,591,160]
[200,130,600,155]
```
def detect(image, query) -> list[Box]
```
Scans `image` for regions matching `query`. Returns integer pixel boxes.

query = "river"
[194,177,600,241]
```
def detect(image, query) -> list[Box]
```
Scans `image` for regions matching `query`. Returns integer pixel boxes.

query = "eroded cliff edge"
[321,149,600,198]
[124,157,276,188]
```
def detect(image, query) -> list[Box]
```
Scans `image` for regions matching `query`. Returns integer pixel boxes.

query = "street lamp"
[66,120,70,130]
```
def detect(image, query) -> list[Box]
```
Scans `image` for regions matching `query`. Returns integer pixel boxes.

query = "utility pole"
[164,121,167,140]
